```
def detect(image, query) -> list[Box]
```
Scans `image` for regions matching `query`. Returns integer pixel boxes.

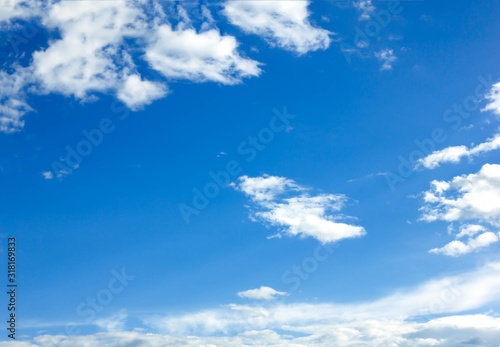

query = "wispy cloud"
[416,132,500,170]
[223,1,332,54]
[233,174,366,243]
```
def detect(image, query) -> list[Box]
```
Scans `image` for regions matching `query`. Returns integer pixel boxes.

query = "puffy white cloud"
[417,133,500,170]
[429,231,499,257]
[0,1,261,132]
[237,286,288,301]
[31,0,161,103]
[354,0,375,20]
[0,0,42,24]
[145,25,261,84]
[420,164,500,225]
[233,174,302,202]
[375,48,397,71]
[233,175,366,243]
[421,164,500,255]
[116,74,168,110]
[223,1,331,54]
[483,80,500,115]
[0,67,32,132]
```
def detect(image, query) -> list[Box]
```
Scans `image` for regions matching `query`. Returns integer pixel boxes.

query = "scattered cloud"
[416,132,500,170]
[0,67,32,132]
[223,1,331,54]
[421,164,500,255]
[237,286,288,301]
[0,1,262,132]
[420,163,500,225]
[353,0,375,21]
[375,48,397,71]
[483,80,500,115]
[233,174,366,243]
[430,231,499,257]
[140,261,500,342]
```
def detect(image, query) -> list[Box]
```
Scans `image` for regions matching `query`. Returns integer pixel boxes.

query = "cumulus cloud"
[31,1,165,105]
[0,1,261,132]
[354,0,375,20]
[375,48,397,71]
[0,0,42,24]
[233,174,366,243]
[421,164,500,255]
[417,132,500,170]
[483,80,500,115]
[237,286,288,301]
[145,25,261,84]
[223,1,331,54]
[420,163,500,225]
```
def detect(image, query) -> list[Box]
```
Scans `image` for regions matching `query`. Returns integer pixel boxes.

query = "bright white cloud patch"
[430,231,499,257]
[0,0,42,24]
[375,48,397,70]
[31,1,165,107]
[417,132,500,170]
[420,163,500,224]
[421,164,500,255]
[233,174,366,243]
[483,80,500,115]
[145,25,261,84]
[238,286,288,301]
[223,1,331,54]
[0,1,261,132]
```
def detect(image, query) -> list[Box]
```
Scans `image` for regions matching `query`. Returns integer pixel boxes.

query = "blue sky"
[1,0,500,345]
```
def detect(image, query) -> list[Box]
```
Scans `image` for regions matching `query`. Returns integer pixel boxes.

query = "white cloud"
[31,1,161,104]
[375,49,397,71]
[354,0,375,21]
[429,231,499,257]
[116,74,168,110]
[223,1,331,54]
[13,262,500,346]
[420,164,500,225]
[234,175,366,243]
[483,80,500,115]
[237,286,288,301]
[0,0,42,24]
[94,310,128,332]
[0,1,261,132]
[456,224,486,238]
[145,25,261,84]
[41,170,53,180]
[234,174,302,202]
[142,261,500,342]
[417,132,500,170]
[0,67,32,132]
